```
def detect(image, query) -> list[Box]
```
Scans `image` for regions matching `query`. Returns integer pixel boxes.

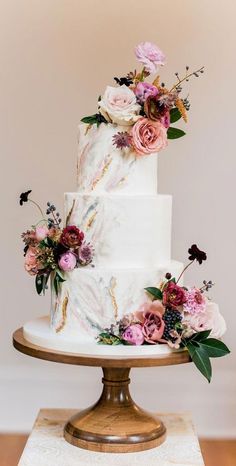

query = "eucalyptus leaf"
[201,338,230,358]
[167,127,186,139]
[170,107,182,123]
[187,342,212,383]
[145,287,163,300]
[35,275,43,295]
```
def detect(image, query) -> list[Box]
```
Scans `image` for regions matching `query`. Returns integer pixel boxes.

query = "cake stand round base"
[64,367,166,453]
[13,327,191,453]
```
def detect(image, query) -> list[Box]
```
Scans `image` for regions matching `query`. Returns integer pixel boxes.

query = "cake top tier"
[78,41,204,194]
[77,123,158,195]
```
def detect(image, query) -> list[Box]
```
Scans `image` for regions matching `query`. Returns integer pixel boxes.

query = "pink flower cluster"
[122,300,165,345]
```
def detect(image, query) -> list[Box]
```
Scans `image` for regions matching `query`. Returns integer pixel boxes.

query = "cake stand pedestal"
[13,328,191,453]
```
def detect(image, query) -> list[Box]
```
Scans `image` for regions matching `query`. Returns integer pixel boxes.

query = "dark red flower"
[60,226,84,248]
[188,244,207,264]
[163,281,186,308]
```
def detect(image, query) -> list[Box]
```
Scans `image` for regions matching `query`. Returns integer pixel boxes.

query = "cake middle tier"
[65,192,172,267]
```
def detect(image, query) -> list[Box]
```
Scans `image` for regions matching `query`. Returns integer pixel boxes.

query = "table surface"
[18,409,205,466]
[13,328,191,368]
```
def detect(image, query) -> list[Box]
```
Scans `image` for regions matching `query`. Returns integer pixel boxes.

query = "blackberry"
[162,309,182,343]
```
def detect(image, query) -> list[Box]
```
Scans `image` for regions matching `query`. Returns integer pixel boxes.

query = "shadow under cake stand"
[13,328,191,453]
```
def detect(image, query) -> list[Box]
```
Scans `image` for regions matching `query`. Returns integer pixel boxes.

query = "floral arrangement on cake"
[20,190,94,295]
[81,41,204,155]
[98,245,230,382]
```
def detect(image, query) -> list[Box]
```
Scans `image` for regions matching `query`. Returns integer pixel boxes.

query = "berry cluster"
[46,202,62,228]
[162,309,182,343]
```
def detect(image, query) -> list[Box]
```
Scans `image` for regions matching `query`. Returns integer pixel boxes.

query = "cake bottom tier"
[50,261,183,344]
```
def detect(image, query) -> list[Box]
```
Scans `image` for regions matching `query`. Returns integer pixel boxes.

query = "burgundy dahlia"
[163,281,186,308]
[60,226,84,248]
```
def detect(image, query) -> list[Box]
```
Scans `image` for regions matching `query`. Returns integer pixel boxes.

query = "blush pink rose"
[134,82,159,103]
[135,42,165,74]
[135,300,165,344]
[35,225,49,242]
[58,251,77,272]
[122,324,145,345]
[98,85,141,126]
[24,247,40,276]
[183,301,226,339]
[132,117,167,155]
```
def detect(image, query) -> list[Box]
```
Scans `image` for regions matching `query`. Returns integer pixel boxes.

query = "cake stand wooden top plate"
[13,327,191,368]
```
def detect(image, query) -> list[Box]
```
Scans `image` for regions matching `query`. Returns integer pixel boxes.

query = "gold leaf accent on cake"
[85,123,92,135]
[85,210,98,231]
[118,177,126,186]
[56,295,69,333]
[108,277,118,320]
[66,199,76,226]
[91,155,112,190]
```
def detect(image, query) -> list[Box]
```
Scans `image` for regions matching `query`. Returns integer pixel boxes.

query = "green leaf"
[145,287,163,300]
[201,338,230,358]
[190,330,212,342]
[81,114,98,124]
[167,127,186,139]
[187,342,212,382]
[170,107,182,123]
[53,270,66,296]
[55,269,66,282]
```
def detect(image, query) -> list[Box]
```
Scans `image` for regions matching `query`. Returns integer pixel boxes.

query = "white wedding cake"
[49,123,183,343]
[21,42,228,378]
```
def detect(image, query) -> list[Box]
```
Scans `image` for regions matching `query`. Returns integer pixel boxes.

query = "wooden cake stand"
[13,328,191,453]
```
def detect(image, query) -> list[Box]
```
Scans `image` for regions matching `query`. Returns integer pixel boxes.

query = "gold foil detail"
[108,277,118,320]
[85,124,92,135]
[86,210,97,230]
[91,156,112,190]
[56,295,69,333]
[66,199,76,226]
[118,177,126,186]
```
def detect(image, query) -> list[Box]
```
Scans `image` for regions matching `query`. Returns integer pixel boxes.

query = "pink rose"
[163,281,186,309]
[58,251,77,272]
[122,324,145,345]
[98,85,141,126]
[183,301,226,339]
[135,300,165,344]
[35,225,49,242]
[135,42,165,74]
[132,117,167,155]
[24,247,40,276]
[134,82,158,103]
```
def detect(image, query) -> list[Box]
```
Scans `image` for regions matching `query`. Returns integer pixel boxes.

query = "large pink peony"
[183,301,226,339]
[135,42,165,74]
[135,300,165,344]
[98,85,141,126]
[24,247,40,275]
[132,117,167,155]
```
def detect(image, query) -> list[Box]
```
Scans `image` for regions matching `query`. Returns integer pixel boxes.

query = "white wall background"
[0,0,235,436]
